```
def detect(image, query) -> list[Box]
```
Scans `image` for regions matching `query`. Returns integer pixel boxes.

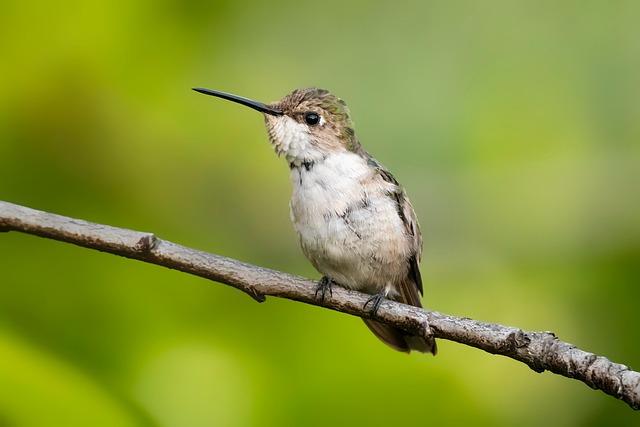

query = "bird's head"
[193,87,359,165]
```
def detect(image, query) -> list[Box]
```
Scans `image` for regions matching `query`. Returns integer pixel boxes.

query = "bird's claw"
[363,293,385,316]
[315,276,334,301]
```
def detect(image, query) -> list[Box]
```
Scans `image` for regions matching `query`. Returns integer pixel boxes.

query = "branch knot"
[135,233,158,253]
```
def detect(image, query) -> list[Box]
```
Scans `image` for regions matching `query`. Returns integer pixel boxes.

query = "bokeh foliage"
[1,1,639,425]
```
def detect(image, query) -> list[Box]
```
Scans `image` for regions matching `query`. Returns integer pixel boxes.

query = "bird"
[193,86,436,354]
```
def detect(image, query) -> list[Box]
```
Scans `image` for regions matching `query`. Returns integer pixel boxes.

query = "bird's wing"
[360,153,436,354]
[366,156,423,297]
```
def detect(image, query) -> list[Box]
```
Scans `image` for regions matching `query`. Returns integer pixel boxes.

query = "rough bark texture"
[1,200,638,410]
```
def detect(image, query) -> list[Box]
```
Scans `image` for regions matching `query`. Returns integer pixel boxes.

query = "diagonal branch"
[1,200,638,409]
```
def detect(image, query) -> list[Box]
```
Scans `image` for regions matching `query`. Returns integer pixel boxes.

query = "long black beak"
[192,87,283,116]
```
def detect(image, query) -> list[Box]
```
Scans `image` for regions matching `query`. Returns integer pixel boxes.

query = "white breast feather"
[289,152,411,294]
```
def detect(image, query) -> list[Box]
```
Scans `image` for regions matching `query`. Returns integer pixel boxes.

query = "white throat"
[268,116,327,166]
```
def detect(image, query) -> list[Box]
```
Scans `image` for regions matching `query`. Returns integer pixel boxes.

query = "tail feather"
[362,269,437,355]
[363,319,437,354]
[363,319,410,353]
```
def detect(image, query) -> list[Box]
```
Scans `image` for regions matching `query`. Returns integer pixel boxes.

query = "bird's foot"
[315,276,335,301]
[363,292,386,317]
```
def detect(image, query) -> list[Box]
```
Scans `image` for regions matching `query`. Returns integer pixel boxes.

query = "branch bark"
[1,200,638,409]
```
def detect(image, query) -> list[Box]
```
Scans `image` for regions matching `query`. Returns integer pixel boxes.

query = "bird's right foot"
[363,292,385,317]
[315,276,335,301]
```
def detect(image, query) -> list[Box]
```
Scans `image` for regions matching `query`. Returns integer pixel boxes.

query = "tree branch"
[1,200,638,409]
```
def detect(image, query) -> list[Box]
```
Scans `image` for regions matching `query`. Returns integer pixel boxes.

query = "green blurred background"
[1,0,639,425]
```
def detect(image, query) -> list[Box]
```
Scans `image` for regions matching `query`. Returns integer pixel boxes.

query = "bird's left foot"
[315,276,335,301]
[363,293,386,316]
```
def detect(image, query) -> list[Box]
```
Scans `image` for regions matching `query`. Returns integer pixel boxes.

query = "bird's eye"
[304,112,320,126]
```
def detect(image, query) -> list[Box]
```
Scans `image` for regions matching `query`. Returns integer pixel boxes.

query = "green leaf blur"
[1,1,639,425]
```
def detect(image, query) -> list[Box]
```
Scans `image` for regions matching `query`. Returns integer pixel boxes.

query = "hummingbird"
[193,86,436,354]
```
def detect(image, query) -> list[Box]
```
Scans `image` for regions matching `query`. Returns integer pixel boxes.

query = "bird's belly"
[290,174,410,294]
